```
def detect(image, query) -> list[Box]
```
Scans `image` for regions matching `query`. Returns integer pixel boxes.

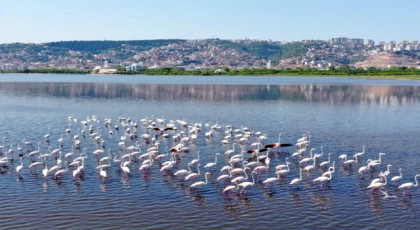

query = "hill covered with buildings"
[1,38,419,71]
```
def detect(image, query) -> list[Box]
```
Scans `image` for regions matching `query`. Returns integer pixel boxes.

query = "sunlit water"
[0,74,420,229]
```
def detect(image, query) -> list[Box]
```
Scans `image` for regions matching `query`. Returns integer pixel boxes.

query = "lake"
[0,74,419,229]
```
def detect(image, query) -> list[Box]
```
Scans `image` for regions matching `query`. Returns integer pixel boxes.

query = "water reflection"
[0,82,420,105]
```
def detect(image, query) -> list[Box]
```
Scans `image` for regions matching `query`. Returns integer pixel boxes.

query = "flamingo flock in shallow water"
[0,114,417,200]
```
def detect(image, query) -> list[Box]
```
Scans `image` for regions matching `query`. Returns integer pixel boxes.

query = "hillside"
[0,39,419,70]
[355,53,419,69]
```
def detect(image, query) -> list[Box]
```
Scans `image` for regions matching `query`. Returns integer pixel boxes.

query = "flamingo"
[190,151,200,165]
[120,159,130,177]
[174,163,192,180]
[343,155,356,167]
[99,166,107,181]
[160,160,174,175]
[57,134,64,146]
[204,153,220,172]
[398,174,420,196]
[369,172,385,186]
[184,164,202,182]
[22,135,33,150]
[322,161,335,177]
[224,143,236,156]
[263,171,281,190]
[238,172,256,194]
[353,145,366,162]
[338,154,347,161]
[231,168,250,184]
[154,148,169,161]
[42,163,49,177]
[275,158,290,171]
[367,172,387,193]
[358,162,371,179]
[139,161,152,172]
[231,161,248,175]
[28,142,42,160]
[48,163,61,174]
[16,157,23,175]
[319,153,332,168]
[383,164,392,177]
[65,146,76,159]
[55,162,69,180]
[29,161,43,174]
[313,172,332,190]
[299,148,315,165]
[216,168,232,184]
[222,183,239,195]
[264,133,292,150]
[291,148,306,160]
[391,168,403,185]
[93,145,105,157]
[276,162,291,177]
[369,153,386,169]
[190,172,211,194]
[73,164,82,182]
[313,146,323,160]
[303,157,316,177]
[230,150,245,162]
[290,169,303,190]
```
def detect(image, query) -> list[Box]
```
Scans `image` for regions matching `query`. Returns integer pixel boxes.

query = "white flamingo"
[319,153,332,168]
[313,172,332,190]
[190,172,211,194]
[290,169,303,190]
[353,145,366,162]
[204,153,220,171]
[398,174,420,196]
[299,148,315,165]
[16,157,23,175]
[391,168,403,185]
[238,172,256,194]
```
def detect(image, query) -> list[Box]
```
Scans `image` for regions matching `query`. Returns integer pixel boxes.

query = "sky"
[0,0,419,43]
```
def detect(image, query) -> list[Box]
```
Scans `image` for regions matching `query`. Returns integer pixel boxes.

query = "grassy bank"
[1,67,420,80]
[117,67,420,79]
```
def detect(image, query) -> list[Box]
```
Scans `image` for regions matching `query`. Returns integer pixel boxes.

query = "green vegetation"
[2,66,420,79]
[117,66,420,78]
[0,68,90,74]
[214,39,309,61]
[46,39,186,54]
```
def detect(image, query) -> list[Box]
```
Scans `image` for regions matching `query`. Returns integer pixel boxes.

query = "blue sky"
[1,0,419,43]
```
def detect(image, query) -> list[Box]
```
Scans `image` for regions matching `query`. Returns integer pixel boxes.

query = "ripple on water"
[0,80,420,229]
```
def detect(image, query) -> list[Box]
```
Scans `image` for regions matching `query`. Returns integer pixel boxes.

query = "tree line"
[117,66,420,77]
[0,68,90,74]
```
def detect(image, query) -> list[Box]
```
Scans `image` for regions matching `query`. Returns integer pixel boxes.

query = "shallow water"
[0,74,419,229]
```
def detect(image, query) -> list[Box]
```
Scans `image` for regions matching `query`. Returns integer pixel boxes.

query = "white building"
[126,63,143,71]
[384,43,395,51]
[366,39,375,47]
[348,38,364,45]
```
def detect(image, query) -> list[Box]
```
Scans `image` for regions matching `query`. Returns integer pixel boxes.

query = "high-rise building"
[348,38,364,45]
[366,39,375,47]
[330,37,348,44]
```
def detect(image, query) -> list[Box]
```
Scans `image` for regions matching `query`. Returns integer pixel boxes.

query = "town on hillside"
[0,38,419,73]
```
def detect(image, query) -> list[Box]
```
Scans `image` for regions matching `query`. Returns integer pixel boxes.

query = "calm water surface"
[0,74,420,229]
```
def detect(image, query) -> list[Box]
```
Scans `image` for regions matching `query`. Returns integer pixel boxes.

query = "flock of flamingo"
[0,115,418,199]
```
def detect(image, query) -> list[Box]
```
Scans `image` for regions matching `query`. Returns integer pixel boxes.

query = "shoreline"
[2,69,420,81]
[2,73,420,81]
